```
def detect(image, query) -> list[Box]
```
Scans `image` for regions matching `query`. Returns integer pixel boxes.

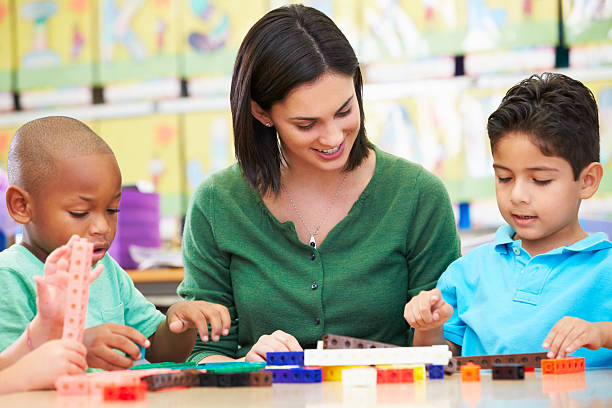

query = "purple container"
[108,189,161,269]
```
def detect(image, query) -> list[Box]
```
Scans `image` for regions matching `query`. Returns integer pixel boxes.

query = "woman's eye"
[107,209,120,215]
[297,123,314,130]
[69,211,87,218]
[497,177,511,183]
[337,108,351,117]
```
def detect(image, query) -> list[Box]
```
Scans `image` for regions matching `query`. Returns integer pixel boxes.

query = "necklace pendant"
[309,235,317,248]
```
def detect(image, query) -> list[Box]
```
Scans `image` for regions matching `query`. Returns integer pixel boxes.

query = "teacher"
[178,4,461,363]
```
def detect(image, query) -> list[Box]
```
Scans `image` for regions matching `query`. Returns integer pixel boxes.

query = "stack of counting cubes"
[62,237,94,343]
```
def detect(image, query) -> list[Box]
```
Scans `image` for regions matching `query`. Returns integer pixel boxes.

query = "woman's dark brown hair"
[231,4,372,195]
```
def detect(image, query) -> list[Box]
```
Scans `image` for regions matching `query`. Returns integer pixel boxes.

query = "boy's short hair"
[7,116,114,194]
[487,72,599,180]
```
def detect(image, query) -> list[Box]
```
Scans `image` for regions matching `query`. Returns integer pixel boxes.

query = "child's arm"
[0,339,87,394]
[404,288,461,355]
[542,317,612,358]
[146,300,231,363]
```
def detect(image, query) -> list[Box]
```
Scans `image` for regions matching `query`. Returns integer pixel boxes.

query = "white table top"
[0,369,610,407]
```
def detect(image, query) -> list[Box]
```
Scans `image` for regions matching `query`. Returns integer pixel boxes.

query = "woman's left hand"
[245,330,302,362]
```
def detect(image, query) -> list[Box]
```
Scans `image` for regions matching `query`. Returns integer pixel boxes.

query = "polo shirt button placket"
[311,283,318,290]
[310,253,316,261]
[513,247,520,256]
[314,318,321,325]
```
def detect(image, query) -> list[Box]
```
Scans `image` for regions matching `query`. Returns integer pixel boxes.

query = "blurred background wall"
[0,0,610,249]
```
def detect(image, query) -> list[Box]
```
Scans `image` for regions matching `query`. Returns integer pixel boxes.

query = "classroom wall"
[0,0,610,225]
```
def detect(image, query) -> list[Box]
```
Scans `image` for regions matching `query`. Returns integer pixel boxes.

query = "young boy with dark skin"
[405,73,612,367]
[0,116,231,370]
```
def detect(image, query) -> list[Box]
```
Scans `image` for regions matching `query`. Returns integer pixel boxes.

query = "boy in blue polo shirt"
[404,73,612,367]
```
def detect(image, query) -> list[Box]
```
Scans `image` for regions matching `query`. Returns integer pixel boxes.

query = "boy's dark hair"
[8,116,114,194]
[230,4,373,195]
[487,72,599,180]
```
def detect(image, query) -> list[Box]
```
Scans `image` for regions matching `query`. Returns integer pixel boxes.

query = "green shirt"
[0,245,165,352]
[179,148,461,362]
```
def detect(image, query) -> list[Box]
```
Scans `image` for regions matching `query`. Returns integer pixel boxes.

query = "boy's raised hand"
[32,236,104,345]
[245,330,303,362]
[404,288,453,331]
[166,300,231,343]
[542,316,605,358]
[83,323,150,370]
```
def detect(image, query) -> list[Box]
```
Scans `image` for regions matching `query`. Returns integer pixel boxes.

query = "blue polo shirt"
[438,224,612,367]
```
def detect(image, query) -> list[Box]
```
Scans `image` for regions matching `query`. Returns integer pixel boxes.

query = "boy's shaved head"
[7,116,115,194]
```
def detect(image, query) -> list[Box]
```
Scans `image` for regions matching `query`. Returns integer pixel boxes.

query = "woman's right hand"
[245,330,302,362]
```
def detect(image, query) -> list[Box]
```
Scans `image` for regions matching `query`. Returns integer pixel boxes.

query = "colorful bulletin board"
[15,0,94,91]
[563,0,612,45]
[98,0,180,84]
[97,114,183,216]
[364,82,507,202]
[182,110,234,197]
[0,125,19,168]
[359,0,557,62]
[587,80,612,194]
[181,0,267,78]
[0,0,12,93]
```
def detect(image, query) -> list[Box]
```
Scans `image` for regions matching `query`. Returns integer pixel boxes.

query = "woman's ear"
[579,162,603,199]
[250,100,274,128]
[6,185,33,225]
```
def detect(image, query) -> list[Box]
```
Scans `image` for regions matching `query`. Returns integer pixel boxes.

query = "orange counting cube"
[461,362,481,382]
[541,357,585,375]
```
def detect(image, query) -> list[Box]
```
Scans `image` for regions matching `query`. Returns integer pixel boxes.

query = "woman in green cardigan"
[178,4,461,363]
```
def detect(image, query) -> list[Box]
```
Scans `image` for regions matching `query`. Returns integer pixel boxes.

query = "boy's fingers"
[34,276,49,302]
[418,295,434,324]
[57,257,69,273]
[88,353,130,371]
[168,317,187,333]
[107,334,143,360]
[546,328,567,358]
[205,310,225,341]
[68,350,89,371]
[217,305,231,335]
[110,324,150,349]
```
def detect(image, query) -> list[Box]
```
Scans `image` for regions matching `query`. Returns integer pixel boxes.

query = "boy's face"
[23,153,122,264]
[492,132,584,255]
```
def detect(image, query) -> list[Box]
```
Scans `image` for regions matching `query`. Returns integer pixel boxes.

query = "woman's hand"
[245,330,302,362]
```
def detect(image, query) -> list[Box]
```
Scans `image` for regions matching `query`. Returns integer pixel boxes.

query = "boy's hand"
[166,300,231,343]
[543,316,605,358]
[404,288,453,331]
[83,323,150,370]
[32,236,104,345]
[36,235,104,326]
[245,330,302,362]
[12,339,87,391]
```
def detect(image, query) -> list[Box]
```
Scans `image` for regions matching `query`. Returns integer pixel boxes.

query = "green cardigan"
[178,148,461,362]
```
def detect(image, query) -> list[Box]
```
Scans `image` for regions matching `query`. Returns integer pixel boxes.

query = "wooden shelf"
[126,268,184,283]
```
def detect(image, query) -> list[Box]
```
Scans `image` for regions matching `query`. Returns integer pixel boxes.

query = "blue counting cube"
[266,367,322,383]
[427,364,445,379]
[266,351,305,366]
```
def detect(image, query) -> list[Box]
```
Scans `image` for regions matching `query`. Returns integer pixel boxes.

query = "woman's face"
[268,72,361,173]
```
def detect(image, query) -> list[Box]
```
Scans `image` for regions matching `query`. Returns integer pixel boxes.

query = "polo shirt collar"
[493,223,612,255]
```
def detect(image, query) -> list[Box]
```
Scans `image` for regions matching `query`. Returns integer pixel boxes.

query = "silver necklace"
[284,173,348,249]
